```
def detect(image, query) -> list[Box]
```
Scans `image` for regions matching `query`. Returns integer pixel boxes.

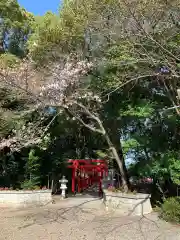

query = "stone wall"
[103,190,152,216]
[0,190,52,207]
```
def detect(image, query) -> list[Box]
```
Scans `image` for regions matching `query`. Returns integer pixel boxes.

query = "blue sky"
[18,0,61,15]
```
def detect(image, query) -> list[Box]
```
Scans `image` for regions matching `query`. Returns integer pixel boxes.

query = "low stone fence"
[0,190,52,207]
[103,189,152,216]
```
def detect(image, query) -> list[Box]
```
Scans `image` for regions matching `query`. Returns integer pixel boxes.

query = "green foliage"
[0,0,30,25]
[128,151,180,187]
[121,103,155,118]
[20,179,40,190]
[1,0,180,194]
[95,150,108,158]
[27,149,40,172]
[151,152,180,185]
[0,53,20,68]
[28,12,62,62]
[0,115,13,138]
[121,139,140,155]
[23,149,41,188]
[0,152,18,188]
[160,197,180,223]
[0,0,34,57]
[0,86,35,139]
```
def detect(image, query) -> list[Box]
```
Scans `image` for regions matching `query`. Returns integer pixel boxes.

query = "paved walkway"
[0,195,180,240]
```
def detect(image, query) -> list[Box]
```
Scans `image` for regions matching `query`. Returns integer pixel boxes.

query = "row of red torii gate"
[68,159,108,196]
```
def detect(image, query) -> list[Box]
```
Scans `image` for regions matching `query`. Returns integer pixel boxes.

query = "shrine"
[68,159,108,196]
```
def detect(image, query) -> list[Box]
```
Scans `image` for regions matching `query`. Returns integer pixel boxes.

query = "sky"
[18,0,61,15]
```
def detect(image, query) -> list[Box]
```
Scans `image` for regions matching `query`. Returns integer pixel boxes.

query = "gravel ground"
[0,195,180,240]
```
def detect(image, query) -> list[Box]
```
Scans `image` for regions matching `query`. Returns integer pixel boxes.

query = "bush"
[21,178,40,190]
[160,197,180,223]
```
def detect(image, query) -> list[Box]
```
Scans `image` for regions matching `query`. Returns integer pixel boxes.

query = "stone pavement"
[0,194,180,240]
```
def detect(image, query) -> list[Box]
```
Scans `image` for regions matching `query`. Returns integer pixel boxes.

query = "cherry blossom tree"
[0,54,130,190]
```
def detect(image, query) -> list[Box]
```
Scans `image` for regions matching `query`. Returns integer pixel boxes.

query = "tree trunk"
[67,103,129,191]
[110,146,129,192]
[104,133,129,192]
[107,118,129,189]
[117,142,130,187]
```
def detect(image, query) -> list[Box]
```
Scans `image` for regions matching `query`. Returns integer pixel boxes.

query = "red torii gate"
[68,159,108,196]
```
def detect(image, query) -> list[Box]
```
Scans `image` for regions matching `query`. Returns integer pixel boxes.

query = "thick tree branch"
[65,102,105,135]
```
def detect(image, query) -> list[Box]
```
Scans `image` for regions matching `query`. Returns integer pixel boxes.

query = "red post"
[99,177,102,196]
[72,168,75,193]
[98,169,103,196]
[89,174,92,186]
[77,177,80,193]
[83,171,86,190]
[81,171,84,190]
[68,159,108,194]
[78,168,81,192]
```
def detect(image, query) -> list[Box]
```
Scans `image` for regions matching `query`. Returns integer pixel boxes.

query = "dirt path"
[0,195,180,240]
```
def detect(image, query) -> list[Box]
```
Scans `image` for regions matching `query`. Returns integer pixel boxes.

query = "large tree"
[1,0,180,192]
[0,0,34,56]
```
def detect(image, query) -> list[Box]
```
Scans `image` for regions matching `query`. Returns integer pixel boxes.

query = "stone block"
[0,190,52,208]
[103,190,152,216]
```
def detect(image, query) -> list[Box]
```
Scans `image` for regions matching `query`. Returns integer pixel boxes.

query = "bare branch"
[68,109,104,134]
[65,101,105,135]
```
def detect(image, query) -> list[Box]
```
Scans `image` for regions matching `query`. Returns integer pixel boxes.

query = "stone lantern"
[59,176,68,199]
